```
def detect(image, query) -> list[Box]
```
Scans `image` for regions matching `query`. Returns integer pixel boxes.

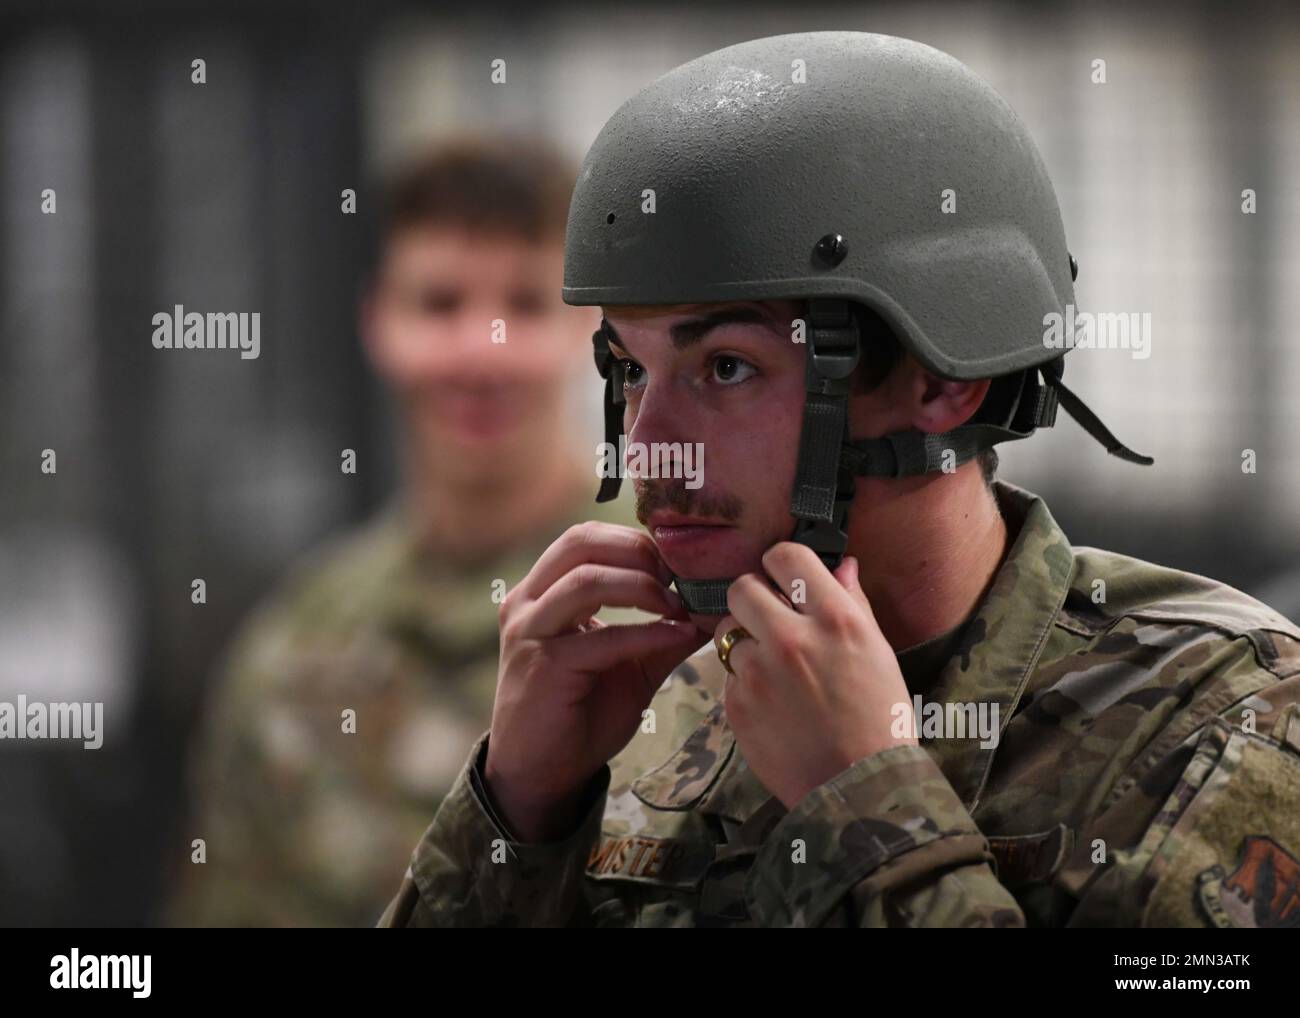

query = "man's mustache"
[635,481,743,525]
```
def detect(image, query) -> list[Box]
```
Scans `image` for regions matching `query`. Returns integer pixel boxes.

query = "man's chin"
[652,527,752,579]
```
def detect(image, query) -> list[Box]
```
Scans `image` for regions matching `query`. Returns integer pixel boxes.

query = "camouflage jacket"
[379,480,1300,927]
[171,486,639,927]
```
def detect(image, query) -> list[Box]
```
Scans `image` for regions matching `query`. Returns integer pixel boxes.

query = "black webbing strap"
[1052,378,1154,466]
[789,299,860,522]
[838,358,1152,477]
[592,323,625,502]
[790,394,847,519]
[671,577,733,615]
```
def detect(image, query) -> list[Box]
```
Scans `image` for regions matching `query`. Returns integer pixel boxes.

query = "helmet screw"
[813,233,848,268]
[1069,253,1079,281]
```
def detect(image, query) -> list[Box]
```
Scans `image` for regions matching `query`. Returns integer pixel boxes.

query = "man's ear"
[901,358,992,434]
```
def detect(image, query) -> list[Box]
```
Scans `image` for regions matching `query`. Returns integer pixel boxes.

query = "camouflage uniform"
[173,488,639,927]
[379,480,1300,927]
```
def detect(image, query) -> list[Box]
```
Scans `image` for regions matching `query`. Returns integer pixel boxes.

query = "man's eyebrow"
[603,306,787,355]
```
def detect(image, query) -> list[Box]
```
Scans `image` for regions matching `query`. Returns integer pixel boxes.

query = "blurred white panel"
[1001,10,1227,517]
[362,14,484,176]
[0,530,138,731]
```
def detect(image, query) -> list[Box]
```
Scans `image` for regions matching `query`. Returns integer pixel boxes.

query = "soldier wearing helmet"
[381,32,1300,928]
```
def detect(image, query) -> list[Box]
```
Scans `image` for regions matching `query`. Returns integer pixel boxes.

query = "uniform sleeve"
[172,625,406,928]
[378,732,608,927]
[1066,682,1300,928]
[169,647,324,927]
[745,744,1025,927]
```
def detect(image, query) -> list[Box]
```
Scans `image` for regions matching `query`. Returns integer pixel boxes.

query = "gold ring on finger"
[716,626,751,675]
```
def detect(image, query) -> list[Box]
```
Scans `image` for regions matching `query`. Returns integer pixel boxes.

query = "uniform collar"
[632,480,1076,821]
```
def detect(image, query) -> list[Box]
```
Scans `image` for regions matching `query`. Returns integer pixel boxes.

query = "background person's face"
[364,226,595,483]
[603,300,807,584]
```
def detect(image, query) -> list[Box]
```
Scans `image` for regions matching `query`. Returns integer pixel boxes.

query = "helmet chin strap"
[593,302,1153,617]
[671,576,741,616]
[667,468,857,615]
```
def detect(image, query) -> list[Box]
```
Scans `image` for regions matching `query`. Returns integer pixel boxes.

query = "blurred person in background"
[170,136,633,926]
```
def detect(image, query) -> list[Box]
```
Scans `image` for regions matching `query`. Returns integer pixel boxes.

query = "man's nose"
[625,376,694,451]
[437,308,513,369]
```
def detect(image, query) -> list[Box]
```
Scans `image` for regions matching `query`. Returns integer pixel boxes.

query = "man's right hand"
[483,521,708,842]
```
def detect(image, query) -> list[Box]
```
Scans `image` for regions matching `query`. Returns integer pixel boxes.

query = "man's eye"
[507,291,545,315]
[414,289,460,315]
[619,359,646,389]
[711,354,757,386]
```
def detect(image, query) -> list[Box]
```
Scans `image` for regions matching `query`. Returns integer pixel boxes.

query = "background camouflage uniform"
[172,488,638,927]
[380,480,1300,927]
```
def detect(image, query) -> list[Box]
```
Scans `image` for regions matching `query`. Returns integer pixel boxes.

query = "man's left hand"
[715,543,917,810]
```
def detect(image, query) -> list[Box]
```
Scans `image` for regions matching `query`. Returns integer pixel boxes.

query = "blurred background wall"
[0,0,1297,924]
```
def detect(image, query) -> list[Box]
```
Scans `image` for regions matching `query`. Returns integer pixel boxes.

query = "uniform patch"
[986,824,1073,886]
[586,833,713,888]
[1198,835,1300,928]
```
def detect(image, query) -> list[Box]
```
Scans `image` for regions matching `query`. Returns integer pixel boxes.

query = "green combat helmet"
[566,31,1153,614]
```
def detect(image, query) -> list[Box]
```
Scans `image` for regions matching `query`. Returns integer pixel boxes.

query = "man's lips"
[434,392,525,439]
[647,511,731,529]
[647,513,739,569]
[652,523,729,541]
